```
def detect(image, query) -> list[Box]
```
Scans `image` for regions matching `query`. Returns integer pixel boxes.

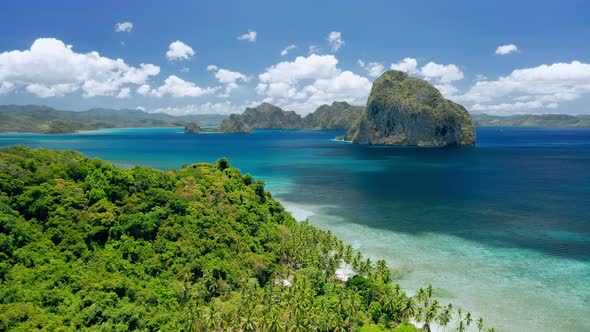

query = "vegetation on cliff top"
[217,114,253,133]
[214,102,364,133]
[0,146,492,331]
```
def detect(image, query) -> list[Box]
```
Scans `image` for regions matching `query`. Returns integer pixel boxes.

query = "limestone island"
[183,122,203,134]
[210,101,363,133]
[345,70,476,147]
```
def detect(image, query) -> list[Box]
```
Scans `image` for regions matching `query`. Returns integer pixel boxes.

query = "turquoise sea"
[1,127,589,331]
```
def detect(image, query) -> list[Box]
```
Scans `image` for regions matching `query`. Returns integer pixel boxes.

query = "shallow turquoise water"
[1,127,589,331]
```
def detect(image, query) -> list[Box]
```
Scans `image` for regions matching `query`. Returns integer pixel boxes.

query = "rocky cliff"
[303,101,364,130]
[346,70,475,146]
[242,103,304,129]
[183,122,203,134]
[217,114,252,133]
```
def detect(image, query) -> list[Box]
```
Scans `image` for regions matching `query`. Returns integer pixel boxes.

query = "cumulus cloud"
[116,87,131,99]
[257,54,371,114]
[148,101,248,115]
[458,60,590,114]
[115,22,133,32]
[166,41,195,61]
[420,62,464,83]
[0,38,159,98]
[0,82,15,94]
[237,30,257,42]
[389,57,463,98]
[357,59,385,77]
[207,66,248,97]
[495,44,518,55]
[214,69,247,84]
[328,31,344,52]
[259,54,340,84]
[281,44,296,56]
[390,57,419,74]
[138,75,217,98]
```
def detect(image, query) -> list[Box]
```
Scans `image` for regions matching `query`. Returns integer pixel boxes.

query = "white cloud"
[434,84,460,98]
[471,101,549,114]
[136,106,146,112]
[142,75,217,98]
[214,69,247,84]
[0,38,159,98]
[115,22,133,32]
[259,54,340,84]
[166,41,195,61]
[237,30,257,42]
[475,74,488,81]
[206,66,248,97]
[495,44,518,55]
[116,87,131,99]
[420,62,464,83]
[0,82,15,95]
[357,59,385,77]
[26,83,78,98]
[148,101,248,115]
[308,45,321,55]
[328,31,344,52]
[280,44,296,56]
[459,61,590,113]
[390,57,419,74]
[180,67,190,73]
[389,58,464,99]
[257,54,371,114]
[137,84,151,96]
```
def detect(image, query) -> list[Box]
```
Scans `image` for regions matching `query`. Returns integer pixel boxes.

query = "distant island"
[346,70,476,147]
[472,113,590,127]
[214,101,364,133]
[0,105,225,134]
[2,104,588,136]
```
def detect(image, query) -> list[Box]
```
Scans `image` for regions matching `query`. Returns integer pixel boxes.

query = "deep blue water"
[1,127,589,331]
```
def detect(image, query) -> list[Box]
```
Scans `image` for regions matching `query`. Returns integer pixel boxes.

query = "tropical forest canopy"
[0,146,490,331]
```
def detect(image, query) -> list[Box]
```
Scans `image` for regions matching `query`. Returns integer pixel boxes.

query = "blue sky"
[1,0,589,115]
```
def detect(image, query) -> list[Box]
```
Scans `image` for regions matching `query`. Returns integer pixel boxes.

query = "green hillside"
[0,105,227,133]
[0,147,490,331]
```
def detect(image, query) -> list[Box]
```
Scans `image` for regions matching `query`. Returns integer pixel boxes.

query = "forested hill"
[0,105,226,133]
[472,113,590,127]
[0,146,491,331]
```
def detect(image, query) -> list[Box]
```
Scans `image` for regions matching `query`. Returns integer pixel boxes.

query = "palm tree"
[457,320,466,332]
[266,310,285,332]
[476,317,484,332]
[344,245,353,265]
[380,290,398,319]
[456,307,463,321]
[374,259,391,283]
[437,306,452,332]
[352,252,363,272]
[241,313,257,332]
[400,296,416,321]
[465,312,473,328]
[426,284,434,299]
[423,302,440,332]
